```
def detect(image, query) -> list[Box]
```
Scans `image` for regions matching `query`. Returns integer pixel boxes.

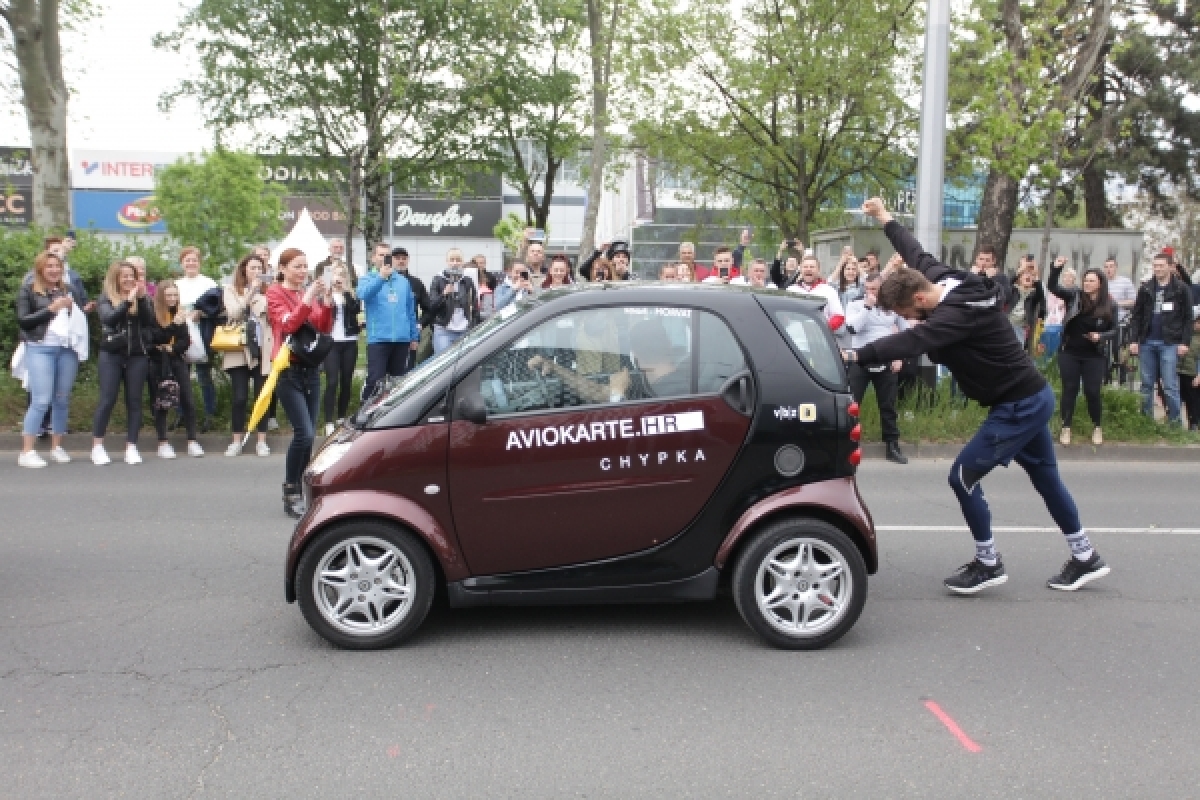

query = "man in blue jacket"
[358,242,419,400]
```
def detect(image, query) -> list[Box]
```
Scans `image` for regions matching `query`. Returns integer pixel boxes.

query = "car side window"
[480,306,719,415]
[696,311,748,392]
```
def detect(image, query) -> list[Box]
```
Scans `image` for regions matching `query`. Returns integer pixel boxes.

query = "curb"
[859,441,1200,462]
[0,432,303,455]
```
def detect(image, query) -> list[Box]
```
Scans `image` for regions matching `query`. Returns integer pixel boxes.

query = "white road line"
[877,525,1200,535]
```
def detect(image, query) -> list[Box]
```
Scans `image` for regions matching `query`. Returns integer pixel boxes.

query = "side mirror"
[455,391,488,425]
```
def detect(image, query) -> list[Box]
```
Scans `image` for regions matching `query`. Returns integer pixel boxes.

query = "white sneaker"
[1059,427,1071,446]
[187,442,205,457]
[225,441,243,457]
[158,443,177,460]
[91,445,112,466]
[18,451,47,469]
[124,446,143,465]
[49,447,71,464]
[267,418,280,431]
[325,423,335,436]
[1092,427,1103,446]
[255,441,271,457]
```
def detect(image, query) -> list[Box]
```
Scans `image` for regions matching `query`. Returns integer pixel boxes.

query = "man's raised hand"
[862,197,892,224]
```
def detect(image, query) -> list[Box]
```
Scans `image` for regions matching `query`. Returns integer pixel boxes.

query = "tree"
[631,0,918,243]
[155,151,285,276]
[471,0,588,231]
[157,0,486,251]
[0,0,92,227]
[950,0,1111,265]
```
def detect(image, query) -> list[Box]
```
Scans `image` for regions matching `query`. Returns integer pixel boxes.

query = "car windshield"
[357,300,532,425]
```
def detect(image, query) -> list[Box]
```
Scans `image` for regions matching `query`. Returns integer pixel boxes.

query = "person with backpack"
[267,248,333,518]
[91,261,157,466]
[149,280,205,459]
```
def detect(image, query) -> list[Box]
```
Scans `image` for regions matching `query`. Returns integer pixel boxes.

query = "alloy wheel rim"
[313,536,415,636]
[755,537,851,637]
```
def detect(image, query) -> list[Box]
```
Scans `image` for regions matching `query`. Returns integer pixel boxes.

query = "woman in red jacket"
[267,247,333,518]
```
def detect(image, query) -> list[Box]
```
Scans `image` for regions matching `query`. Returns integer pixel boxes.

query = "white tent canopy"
[271,208,329,269]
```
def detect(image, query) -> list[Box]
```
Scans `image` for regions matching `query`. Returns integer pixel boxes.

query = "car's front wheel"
[295,521,435,650]
[732,517,867,650]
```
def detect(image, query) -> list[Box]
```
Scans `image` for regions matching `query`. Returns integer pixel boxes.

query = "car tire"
[732,517,867,650]
[295,520,436,650]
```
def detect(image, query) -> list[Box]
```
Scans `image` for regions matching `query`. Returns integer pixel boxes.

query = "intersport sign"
[71,150,188,191]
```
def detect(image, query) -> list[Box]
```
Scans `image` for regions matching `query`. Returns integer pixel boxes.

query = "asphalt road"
[1,455,1197,797]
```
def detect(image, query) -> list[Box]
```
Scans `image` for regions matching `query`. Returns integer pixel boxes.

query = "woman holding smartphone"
[322,264,361,436]
[223,253,271,457]
[267,248,332,518]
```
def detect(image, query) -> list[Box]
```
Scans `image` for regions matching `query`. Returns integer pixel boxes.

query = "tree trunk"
[1082,162,1117,229]
[362,144,387,248]
[534,154,559,231]
[345,150,363,267]
[579,0,618,257]
[975,168,1020,269]
[8,0,71,228]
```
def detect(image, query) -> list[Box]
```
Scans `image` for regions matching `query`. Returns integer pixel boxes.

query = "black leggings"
[323,340,358,423]
[1058,352,1105,427]
[1180,373,1200,429]
[151,355,196,441]
[93,351,149,444]
[226,365,268,434]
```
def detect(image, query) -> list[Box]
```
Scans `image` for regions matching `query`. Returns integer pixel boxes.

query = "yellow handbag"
[210,323,246,353]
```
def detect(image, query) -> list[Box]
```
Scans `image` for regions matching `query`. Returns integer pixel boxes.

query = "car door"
[446,304,753,576]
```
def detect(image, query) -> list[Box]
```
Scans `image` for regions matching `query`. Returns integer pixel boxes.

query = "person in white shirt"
[174,246,219,428]
[730,258,777,288]
[844,273,909,463]
[786,254,846,334]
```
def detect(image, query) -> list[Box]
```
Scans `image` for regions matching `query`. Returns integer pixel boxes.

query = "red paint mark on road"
[387,744,401,758]
[923,700,982,752]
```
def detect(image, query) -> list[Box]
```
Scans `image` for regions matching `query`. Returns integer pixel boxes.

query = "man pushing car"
[842,198,1111,594]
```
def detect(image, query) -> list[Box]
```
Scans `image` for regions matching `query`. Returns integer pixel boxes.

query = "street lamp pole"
[914,0,951,254]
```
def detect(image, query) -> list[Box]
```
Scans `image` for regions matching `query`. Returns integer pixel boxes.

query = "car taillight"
[848,448,862,466]
[847,402,860,418]
[849,423,861,442]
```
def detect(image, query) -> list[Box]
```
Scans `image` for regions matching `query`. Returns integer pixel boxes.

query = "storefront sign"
[282,196,349,235]
[259,156,349,190]
[71,190,166,233]
[0,147,33,188]
[0,188,32,226]
[390,198,502,238]
[71,150,187,191]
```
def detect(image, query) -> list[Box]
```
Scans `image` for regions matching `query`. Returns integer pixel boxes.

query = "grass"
[857,362,1200,446]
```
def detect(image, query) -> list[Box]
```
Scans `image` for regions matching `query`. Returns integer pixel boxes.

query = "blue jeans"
[949,384,1082,543]
[433,326,467,354]
[364,341,411,400]
[1138,340,1181,423]
[277,365,321,486]
[23,344,79,436]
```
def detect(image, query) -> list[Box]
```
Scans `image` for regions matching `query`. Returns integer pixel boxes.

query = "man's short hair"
[373,241,390,252]
[44,236,63,248]
[751,258,767,268]
[1154,252,1172,262]
[713,246,732,257]
[977,245,996,258]
[877,268,933,312]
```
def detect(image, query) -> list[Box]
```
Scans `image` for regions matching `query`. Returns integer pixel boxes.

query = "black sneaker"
[1047,552,1110,591]
[885,441,908,464]
[944,558,1008,594]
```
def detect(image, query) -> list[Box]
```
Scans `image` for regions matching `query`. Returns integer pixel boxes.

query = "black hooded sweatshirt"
[853,220,1047,407]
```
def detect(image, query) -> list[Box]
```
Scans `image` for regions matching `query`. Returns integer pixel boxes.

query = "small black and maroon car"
[286,283,875,650]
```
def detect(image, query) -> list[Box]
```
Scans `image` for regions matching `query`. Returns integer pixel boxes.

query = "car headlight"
[308,441,354,477]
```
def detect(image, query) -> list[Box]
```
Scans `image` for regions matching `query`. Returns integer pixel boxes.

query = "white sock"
[975,539,998,567]
[1065,530,1094,562]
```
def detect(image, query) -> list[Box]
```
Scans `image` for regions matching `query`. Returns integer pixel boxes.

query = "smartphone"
[786,239,797,249]
[517,270,530,281]
[719,266,730,278]
[383,254,393,267]
[529,229,546,243]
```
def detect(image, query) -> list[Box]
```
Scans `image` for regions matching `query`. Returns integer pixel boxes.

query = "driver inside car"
[527,317,690,403]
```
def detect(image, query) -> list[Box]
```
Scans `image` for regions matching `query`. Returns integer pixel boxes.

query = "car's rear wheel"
[295,521,435,650]
[732,517,867,650]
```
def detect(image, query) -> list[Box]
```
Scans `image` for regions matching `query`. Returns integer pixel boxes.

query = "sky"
[2,1,209,153]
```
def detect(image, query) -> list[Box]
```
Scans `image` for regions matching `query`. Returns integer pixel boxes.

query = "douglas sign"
[390,198,501,238]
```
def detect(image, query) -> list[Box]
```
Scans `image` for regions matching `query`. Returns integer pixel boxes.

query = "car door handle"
[718,370,755,417]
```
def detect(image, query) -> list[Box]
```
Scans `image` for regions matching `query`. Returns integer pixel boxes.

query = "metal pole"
[914,0,950,254]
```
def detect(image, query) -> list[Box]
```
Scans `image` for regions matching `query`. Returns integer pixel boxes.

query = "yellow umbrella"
[242,337,293,448]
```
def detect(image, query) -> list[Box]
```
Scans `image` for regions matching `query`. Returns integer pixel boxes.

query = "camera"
[383,255,392,266]
[517,269,530,280]
[785,239,797,249]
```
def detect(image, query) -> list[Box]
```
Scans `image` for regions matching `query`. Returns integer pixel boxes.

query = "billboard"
[1,147,33,188]
[71,191,166,233]
[0,187,32,226]
[390,198,503,238]
[282,196,350,235]
[71,150,187,191]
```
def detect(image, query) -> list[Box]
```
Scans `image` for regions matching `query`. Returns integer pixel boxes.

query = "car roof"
[523,281,829,313]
